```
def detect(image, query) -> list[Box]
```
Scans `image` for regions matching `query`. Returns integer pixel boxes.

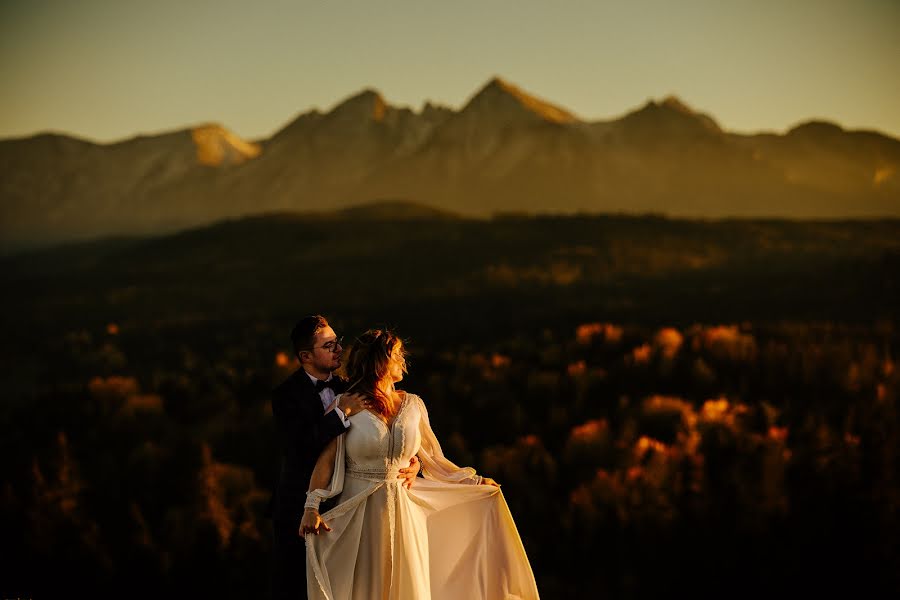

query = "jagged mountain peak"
[421,100,453,115]
[189,123,261,166]
[270,88,392,141]
[659,95,696,115]
[462,76,578,124]
[625,95,722,135]
[328,87,391,122]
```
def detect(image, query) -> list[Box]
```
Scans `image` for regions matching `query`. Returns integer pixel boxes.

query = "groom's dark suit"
[266,369,348,600]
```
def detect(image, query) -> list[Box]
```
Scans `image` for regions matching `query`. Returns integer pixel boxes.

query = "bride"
[299,329,540,600]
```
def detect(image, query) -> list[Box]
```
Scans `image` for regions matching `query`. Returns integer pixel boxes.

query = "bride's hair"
[344,328,408,418]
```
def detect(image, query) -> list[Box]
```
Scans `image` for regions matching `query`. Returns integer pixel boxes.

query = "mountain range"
[2,76,898,246]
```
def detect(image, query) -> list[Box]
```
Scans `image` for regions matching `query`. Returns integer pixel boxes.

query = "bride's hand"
[397,455,420,489]
[299,508,331,536]
[480,477,500,487]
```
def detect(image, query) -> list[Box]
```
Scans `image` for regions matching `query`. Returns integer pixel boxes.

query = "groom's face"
[307,325,343,373]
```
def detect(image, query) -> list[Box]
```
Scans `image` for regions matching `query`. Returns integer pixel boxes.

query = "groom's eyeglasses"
[311,336,343,353]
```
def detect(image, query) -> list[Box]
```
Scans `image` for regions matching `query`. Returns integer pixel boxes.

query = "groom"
[267,315,420,600]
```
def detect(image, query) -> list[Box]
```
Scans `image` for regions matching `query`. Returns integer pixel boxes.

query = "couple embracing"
[266,315,539,600]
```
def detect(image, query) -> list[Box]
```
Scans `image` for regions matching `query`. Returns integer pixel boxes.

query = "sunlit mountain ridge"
[2,75,898,246]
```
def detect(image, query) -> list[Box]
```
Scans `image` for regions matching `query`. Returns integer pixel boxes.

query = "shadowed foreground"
[2,212,898,597]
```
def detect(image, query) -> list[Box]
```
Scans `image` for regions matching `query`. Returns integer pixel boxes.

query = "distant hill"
[328,200,461,221]
[3,206,898,343]
[2,76,899,246]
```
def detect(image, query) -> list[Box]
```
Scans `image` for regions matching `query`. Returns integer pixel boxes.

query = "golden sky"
[1,0,898,142]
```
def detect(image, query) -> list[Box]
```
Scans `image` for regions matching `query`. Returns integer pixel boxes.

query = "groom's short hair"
[291,315,329,358]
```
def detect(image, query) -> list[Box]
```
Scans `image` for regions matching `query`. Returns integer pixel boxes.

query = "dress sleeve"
[414,394,483,485]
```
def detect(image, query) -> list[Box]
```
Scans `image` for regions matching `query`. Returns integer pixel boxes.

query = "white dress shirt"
[306,371,350,428]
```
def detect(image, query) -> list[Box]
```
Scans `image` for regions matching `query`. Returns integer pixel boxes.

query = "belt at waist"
[346,466,402,482]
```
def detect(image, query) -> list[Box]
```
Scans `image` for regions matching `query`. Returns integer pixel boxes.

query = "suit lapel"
[291,369,346,412]
[290,369,323,413]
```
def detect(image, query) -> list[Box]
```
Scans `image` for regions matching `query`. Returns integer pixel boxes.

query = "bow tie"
[315,378,335,393]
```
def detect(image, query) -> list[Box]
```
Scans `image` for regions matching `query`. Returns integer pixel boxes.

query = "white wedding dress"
[305,391,540,600]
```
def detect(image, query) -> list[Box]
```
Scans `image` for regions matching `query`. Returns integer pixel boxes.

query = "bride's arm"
[309,436,338,494]
[299,435,346,535]
[414,394,488,485]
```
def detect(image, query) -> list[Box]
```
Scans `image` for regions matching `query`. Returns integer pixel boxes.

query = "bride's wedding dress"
[305,391,540,600]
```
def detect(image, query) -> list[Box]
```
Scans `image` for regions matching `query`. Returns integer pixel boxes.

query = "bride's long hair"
[344,329,408,418]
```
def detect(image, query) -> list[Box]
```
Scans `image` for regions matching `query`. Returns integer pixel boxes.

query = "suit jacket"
[265,369,349,529]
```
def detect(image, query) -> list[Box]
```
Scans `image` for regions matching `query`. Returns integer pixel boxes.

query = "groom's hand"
[300,508,331,536]
[338,393,370,418]
[398,455,420,489]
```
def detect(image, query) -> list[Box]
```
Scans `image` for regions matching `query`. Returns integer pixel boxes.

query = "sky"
[1,0,899,143]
